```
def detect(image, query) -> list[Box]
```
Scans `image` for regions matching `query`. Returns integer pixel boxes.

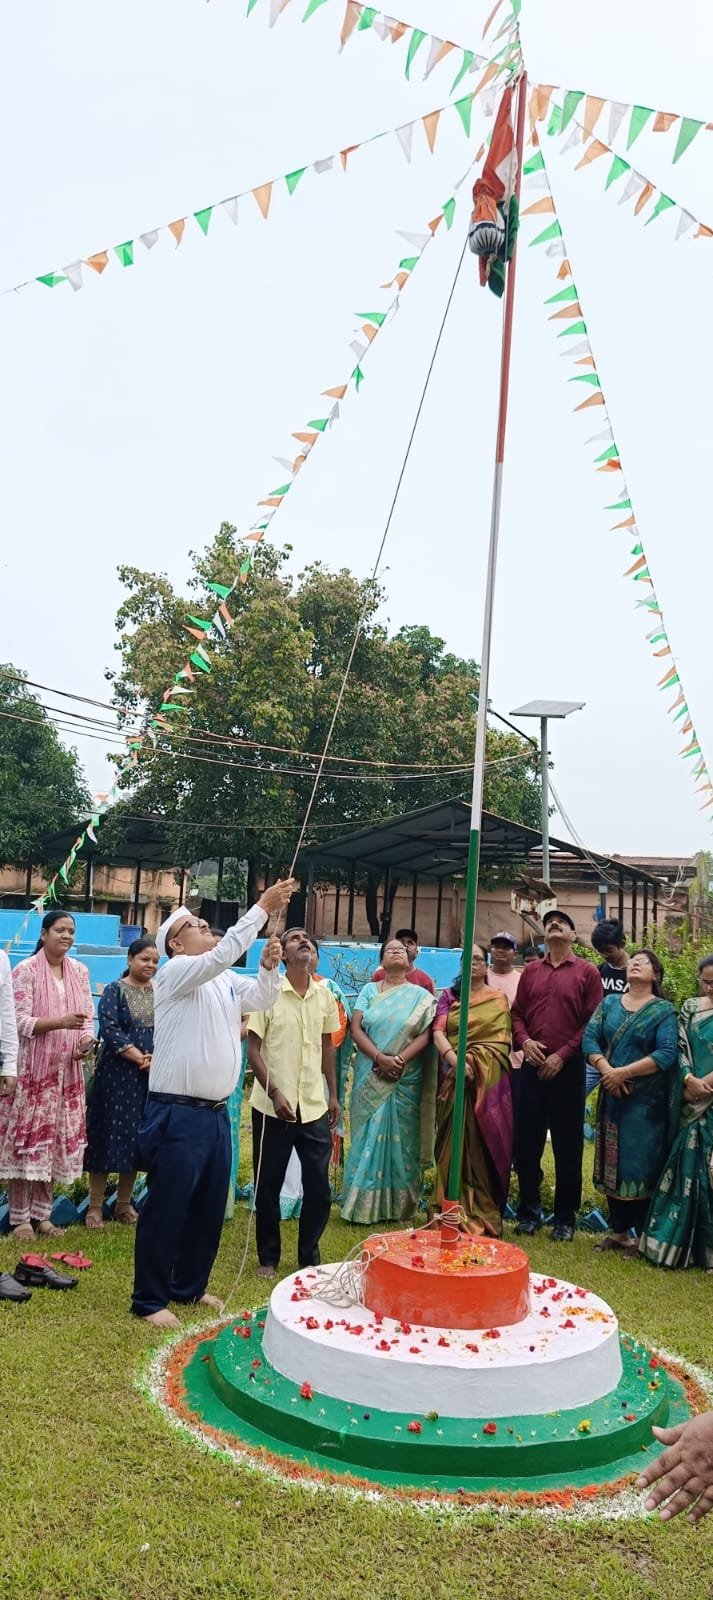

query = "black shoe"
[14,1260,78,1291]
[515,1220,540,1237]
[551,1224,575,1243]
[0,1271,32,1302]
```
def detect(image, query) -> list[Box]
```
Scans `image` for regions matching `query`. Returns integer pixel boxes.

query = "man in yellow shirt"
[247,929,340,1280]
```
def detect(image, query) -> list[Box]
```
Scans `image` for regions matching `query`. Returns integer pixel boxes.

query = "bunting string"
[524,144,713,813]
[3,88,488,301]
[11,156,477,929]
[529,85,712,164]
[244,0,523,92]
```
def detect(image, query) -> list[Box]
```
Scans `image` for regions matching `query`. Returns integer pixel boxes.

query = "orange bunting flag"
[360,323,379,342]
[390,19,407,43]
[257,496,284,507]
[574,391,605,411]
[597,459,622,472]
[695,224,713,238]
[582,96,605,138]
[292,431,319,445]
[548,303,583,319]
[340,1,360,49]
[653,647,672,657]
[521,197,556,217]
[322,384,347,400]
[429,40,454,72]
[218,603,234,627]
[428,213,444,234]
[473,59,502,99]
[340,146,358,171]
[529,84,554,137]
[184,626,208,642]
[634,182,655,215]
[653,111,678,132]
[253,184,273,220]
[86,251,109,274]
[168,219,186,247]
[575,355,596,366]
[422,111,441,153]
[557,259,572,279]
[575,138,608,170]
[611,515,637,529]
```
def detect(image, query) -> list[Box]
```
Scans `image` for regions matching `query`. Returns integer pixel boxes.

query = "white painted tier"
[262,1267,622,1419]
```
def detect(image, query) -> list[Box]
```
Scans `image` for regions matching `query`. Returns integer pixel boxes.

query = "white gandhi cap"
[155,906,191,960]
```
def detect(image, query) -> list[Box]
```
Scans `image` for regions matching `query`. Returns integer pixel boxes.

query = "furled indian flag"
[468,84,519,296]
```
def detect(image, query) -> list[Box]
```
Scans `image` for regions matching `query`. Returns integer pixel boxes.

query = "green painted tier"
[174,1311,691,1494]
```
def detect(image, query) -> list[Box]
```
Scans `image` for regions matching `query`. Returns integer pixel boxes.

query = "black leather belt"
[148,1091,228,1112]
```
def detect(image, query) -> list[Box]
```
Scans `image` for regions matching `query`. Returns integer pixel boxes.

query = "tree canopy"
[105,526,541,887]
[0,667,91,863]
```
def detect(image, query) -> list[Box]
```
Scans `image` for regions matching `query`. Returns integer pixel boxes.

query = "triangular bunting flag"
[253,184,273,219]
[673,117,704,162]
[627,105,654,148]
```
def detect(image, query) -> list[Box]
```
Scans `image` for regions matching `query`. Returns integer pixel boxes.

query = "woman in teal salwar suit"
[583,948,677,1254]
[640,955,713,1270]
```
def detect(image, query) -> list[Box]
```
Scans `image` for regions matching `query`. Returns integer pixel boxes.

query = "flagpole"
[445,69,529,1218]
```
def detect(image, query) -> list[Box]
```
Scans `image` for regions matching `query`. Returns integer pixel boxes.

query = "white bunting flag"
[63,261,83,291]
[222,197,239,225]
[395,123,414,163]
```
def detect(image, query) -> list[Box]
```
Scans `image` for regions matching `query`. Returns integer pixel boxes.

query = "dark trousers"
[252,1109,332,1270]
[132,1099,231,1316]
[515,1060,585,1230]
[608,1195,650,1235]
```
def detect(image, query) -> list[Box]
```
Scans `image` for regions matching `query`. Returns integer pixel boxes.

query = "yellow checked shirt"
[248,975,340,1122]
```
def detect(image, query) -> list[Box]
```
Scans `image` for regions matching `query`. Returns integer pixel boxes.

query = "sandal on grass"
[85,1208,104,1230]
[11,1224,35,1240]
[34,1221,63,1238]
[115,1206,138,1226]
[51,1251,93,1269]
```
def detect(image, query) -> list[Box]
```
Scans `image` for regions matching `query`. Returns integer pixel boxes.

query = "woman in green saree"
[639,955,713,1270]
[340,939,435,1225]
[433,947,513,1236]
[583,949,678,1256]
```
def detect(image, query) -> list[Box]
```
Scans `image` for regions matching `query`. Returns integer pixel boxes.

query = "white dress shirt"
[148,906,282,1101]
[0,950,19,1078]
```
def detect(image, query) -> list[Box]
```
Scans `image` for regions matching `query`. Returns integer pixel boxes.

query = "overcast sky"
[1,0,712,857]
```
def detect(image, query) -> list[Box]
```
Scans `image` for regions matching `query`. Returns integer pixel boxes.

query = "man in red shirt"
[372,929,435,995]
[511,909,602,1242]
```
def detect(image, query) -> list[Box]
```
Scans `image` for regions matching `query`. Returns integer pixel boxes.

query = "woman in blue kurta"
[84,937,158,1227]
[583,948,677,1255]
[340,939,435,1225]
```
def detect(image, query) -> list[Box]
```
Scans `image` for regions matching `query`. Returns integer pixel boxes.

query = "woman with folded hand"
[84,936,158,1228]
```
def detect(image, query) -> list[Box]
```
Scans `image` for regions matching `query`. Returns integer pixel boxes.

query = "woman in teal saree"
[340,939,435,1225]
[639,955,713,1270]
[583,949,677,1255]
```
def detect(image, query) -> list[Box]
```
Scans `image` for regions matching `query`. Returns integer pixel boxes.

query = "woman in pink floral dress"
[0,911,94,1239]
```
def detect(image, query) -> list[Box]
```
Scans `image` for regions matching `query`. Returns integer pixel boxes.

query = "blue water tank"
[119,924,143,948]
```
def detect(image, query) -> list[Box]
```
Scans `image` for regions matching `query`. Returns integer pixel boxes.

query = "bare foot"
[35,1221,64,1237]
[257,1265,276,1280]
[115,1206,138,1226]
[142,1308,181,1329]
[11,1223,35,1240]
[85,1209,105,1230]
[199,1293,224,1311]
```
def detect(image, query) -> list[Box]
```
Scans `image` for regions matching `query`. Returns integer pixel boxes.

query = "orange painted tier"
[362,1229,531,1330]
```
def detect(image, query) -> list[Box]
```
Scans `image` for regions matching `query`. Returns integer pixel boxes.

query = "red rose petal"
[300,1382,313,1400]
[407,1420,422,1434]
[483,1421,497,1435]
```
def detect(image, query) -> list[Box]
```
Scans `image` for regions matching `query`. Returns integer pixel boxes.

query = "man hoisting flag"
[469,83,519,297]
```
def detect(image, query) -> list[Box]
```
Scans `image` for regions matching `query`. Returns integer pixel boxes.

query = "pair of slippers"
[12,1251,93,1292]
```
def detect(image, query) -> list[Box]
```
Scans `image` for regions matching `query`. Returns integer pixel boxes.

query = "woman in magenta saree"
[433,948,513,1235]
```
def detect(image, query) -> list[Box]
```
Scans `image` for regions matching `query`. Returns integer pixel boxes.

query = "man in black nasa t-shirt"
[585,921,629,1096]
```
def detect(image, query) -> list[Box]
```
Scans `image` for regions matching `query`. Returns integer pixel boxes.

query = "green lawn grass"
[1,1145,712,1600]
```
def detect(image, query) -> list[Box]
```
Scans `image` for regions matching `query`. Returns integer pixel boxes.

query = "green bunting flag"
[352,364,365,391]
[627,105,654,149]
[285,168,307,195]
[405,28,426,79]
[189,651,212,673]
[358,6,377,28]
[442,197,456,230]
[569,372,601,387]
[453,95,473,137]
[530,219,562,247]
[302,0,329,16]
[596,445,620,462]
[523,150,545,175]
[206,582,232,599]
[560,90,585,131]
[546,104,563,137]
[307,417,329,431]
[646,194,675,224]
[605,155,630,189]
[114,241,134,267]
[194,207,213,236]
[557,320,587,337]
[451,49,475,95]
[673,117,704,162]
[37,272,66,287]
[545,283,579,304]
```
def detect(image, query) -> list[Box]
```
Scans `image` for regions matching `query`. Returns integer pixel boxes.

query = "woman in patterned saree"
[0,910,94,1239]
[340,939,435,1225]
[639,955,713,1270]
[433,946,513,1236]
[583,948,677,1257]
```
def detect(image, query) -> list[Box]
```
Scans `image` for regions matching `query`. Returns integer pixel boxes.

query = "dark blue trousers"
[132,1098,231,1317]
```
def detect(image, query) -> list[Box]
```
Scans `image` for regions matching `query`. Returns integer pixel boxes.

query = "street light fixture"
[509,699,585,887]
